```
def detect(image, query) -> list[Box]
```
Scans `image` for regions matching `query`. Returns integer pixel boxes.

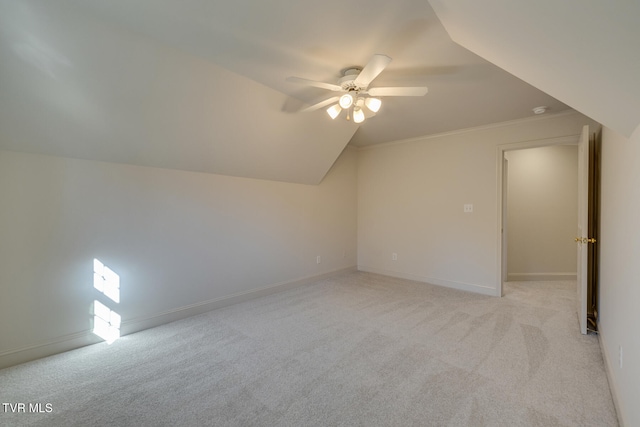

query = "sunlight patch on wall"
[92,300,121,344]
[92,258,121,344]
[93,258,120,303]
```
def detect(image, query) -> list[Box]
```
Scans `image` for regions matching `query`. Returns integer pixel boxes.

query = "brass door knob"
[575,237,597,243]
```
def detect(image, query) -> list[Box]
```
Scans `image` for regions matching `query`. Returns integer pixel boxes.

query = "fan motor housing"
[339,67,363,91]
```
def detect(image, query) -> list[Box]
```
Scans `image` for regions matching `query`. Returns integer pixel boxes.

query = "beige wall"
[357,111,595,296]
[0,147,358,368]
[3,111,636,425]
[599,125,640,427]
[505,145,578,280]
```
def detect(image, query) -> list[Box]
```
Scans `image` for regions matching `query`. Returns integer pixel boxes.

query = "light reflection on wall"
[93,300,120,344]
[93,258,119,303]
[92,258,121,344]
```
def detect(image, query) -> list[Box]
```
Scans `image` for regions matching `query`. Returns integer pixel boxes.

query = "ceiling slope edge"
[356,109,583,151]
[428,0,640,138]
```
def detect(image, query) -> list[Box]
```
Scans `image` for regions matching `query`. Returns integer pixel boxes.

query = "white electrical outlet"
[316,256,321,264]
[619,346,623,368]
[464,204,473,213]
[392,253,397,261]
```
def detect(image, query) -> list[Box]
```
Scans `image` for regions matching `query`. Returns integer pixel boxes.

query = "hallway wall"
[505,145,578,281]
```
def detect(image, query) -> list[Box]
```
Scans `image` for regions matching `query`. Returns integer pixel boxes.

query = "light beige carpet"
[0,272,618,426]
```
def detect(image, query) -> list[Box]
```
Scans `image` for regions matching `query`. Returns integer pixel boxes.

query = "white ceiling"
[0,0,634,184]
[430,0,640,138]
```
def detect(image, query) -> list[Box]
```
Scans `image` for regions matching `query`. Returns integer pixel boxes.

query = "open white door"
[576,125,589,335]
[501,157,508,296]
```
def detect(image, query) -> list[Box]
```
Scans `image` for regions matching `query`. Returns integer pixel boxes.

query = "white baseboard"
[0,331,102,371]
[357,265,497,296]
[507,272,577,281]
[597,322,625,427]
[120,266,356,334]
[0,266,356,370]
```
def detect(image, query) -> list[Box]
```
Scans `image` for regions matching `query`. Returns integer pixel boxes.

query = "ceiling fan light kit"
[365,97,382,113]
[327,104,342,119]
[339,93,354,109]
[329,92,380,121]
[287,54,428,124]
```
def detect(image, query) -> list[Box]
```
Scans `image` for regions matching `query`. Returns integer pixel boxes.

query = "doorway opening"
[496,135,580,297]
[504,145,578,282]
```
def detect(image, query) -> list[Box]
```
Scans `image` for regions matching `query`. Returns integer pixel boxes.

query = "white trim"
[356,110,581,151]
[121,266,356,333]
[597,322,625,426]
[506,272,577,281]
[0,266,356,370]
[496,133,581,297]
[0,331,102,370]
[357,265,497,296]
[498,134,580,152]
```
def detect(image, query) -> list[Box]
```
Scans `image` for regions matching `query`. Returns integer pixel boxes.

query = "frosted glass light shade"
[326,104,342,119]
[353,108,365,124]
[365,97,382,112]
[339,93,354,109]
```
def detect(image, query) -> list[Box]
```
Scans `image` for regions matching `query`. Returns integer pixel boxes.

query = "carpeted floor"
[0,272,618,426]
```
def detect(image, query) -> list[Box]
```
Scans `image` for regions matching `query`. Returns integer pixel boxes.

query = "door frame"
[496,134,581,297]
[577,125,590,334]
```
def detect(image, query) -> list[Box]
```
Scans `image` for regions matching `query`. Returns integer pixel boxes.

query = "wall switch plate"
[464,204,473,213]
[316,256,321,264]
[392,253,397,261]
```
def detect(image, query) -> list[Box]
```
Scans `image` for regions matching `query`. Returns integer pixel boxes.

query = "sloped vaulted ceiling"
[0,0,575,184]
[0,1,356,185]
[429,0,640,137]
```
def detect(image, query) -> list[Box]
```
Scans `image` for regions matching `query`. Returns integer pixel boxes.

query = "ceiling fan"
[286,54,428,124]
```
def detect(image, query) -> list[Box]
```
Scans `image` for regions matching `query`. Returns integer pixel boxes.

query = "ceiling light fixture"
[326,104,342,120]
[532,106,547,114]
[287,54,429,125]
[339,93,354,109]
[325,94,381,124]
[353,107,365,124]
[365,97,382,113]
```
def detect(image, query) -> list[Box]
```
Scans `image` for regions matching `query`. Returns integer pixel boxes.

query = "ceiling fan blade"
[286,76,342,91]
[368,86,428,97]
[353,54,392,88]
[299,96,341,113]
